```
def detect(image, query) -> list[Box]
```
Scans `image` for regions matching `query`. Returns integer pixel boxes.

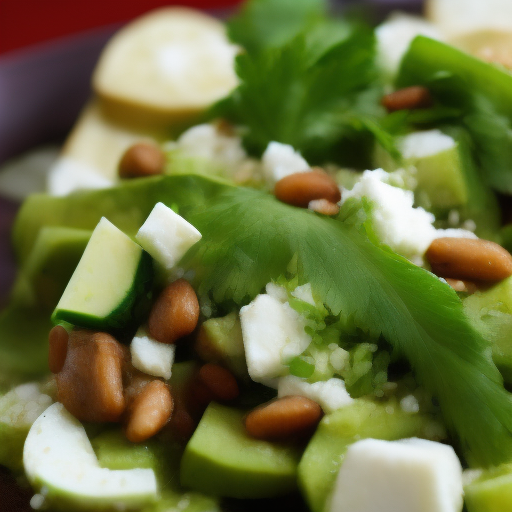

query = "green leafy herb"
[214,2,384,164]
[227,0,328,56]
[182,183,512,467]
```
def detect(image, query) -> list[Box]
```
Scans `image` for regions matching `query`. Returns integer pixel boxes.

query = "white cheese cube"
[262,142,309,185]
[130,328,175,380]
[47,157,113,197]
[239,294,312,384]
[278,376,353,413]
[329,438,463,512]
[136,202,201,272]
[399,129,456,159]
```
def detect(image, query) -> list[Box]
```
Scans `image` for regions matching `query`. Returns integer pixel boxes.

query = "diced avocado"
[374,128,500,240]
[11,226,91,309]
[23,403,158,511]
[195,312,248,378]
[142,490,221,512]
[298,399,441,512]
[52,218,153,331]
[464,276,512,383]
[465,464,512,512]
[375,130,468,209]
[92,428,221,512]
[0,383,53,472]
[180,402,301,499]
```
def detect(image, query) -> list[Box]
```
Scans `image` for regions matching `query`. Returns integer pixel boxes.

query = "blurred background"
[0,0,423,164]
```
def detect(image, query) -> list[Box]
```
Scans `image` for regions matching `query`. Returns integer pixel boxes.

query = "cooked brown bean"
[381,86,433,112]
[56,330,126,422]
[245,395,322,441]
[48,325,69,374]
[125,380,173,443]
[198,363,239,401]
[274,169,341,208]
[118,142,165,179]
[445,278,478,295]
[165,395,197,441]
[148,279,200,344]
[426,237,512,282]
[308,198,340,216]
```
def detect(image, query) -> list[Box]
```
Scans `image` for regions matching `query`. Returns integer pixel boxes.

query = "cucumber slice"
[52,217,153,330]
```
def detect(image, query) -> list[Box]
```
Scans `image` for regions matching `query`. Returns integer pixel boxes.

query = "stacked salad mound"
[5,0,512,511]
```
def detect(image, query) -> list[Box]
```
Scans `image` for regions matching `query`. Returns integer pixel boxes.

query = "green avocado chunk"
[195,312,248,379]
[180,402,301,499]
[52,218,153,331]
[298,399,442,512]
[465,464,512,512]
[464,277,512,384]
[0,382,52,472]
[374,127,500,241]
[10,226,91,309]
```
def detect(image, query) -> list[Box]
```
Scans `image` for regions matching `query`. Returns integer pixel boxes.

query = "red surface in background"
[0,0,242,55]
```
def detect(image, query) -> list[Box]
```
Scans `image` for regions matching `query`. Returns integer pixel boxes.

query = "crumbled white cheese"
[0,383,53,427]
[168,123,246,171]
[262,142,309,184]
[130,328,175,380]
[47,157,113,196]
[400,394,420,414]
[376,14,443,78]
[278,375,353,413]
[265,282,288,303]
[399,130,456,159]
[329,438,463,512]
[342,169,476,265]
[136,202,202,273]
[290,283,316,306]
[239,294,312,384]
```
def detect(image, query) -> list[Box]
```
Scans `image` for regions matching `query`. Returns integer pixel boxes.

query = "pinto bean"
[426,237,512,282]
[381,86,433,112]
[198,363,239,401]
[274,169,341,208]
[56,330,126,422]
[118,142,165,178]
[48,325,69,374]
[245,395,322,441]
[125,380,173,443]
[148,279,200,344]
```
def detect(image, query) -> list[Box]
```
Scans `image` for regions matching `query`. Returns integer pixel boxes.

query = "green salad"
[5,0,512,511]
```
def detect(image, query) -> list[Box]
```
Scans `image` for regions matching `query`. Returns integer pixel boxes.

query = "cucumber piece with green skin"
[180,402,301,499]
[52,217,153,331]
[298,399,443,512]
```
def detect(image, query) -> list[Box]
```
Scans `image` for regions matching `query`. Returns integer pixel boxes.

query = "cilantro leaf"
[215,16,383,163]
[227,0,328,56]
[184,184,512,467]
